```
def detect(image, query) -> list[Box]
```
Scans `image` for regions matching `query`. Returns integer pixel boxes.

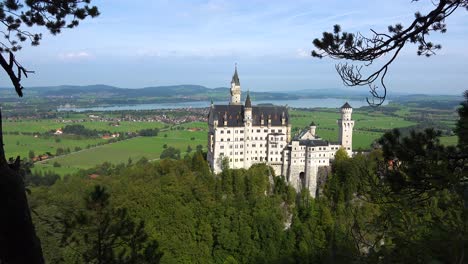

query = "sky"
[0,0,467,95]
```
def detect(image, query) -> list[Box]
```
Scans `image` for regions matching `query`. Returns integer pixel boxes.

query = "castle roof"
[245,92,252,108]
[231,66,240,85]
[341,102,352,109]
[298,139,330,147]
[208,104,289,127]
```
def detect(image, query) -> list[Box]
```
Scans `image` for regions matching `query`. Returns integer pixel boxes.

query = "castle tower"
[309,121,317,138]
[243,92,252,168]
[338,102,354,153]
[230,65,241,105]
[244,92,252,123]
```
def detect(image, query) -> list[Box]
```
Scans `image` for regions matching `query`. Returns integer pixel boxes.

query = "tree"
[57,185,163,263]
[0,1,99,263]
[312,0,467,106]
[196,144,203,153]
[28,149,35,159]
[455,91,468,149]
[346,97,468,262]
[160,146,181,160]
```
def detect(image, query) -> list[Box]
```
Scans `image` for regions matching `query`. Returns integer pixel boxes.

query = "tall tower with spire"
[338,102,354,154]
[230,65,241,105]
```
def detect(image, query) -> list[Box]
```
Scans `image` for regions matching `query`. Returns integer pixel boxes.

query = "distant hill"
[0,84,462,108]
[0,84,374,99]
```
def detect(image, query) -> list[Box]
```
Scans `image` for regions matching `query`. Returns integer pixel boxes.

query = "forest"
[27,93,467,263]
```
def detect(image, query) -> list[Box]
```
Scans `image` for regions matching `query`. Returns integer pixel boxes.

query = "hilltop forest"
[25,94,468,264]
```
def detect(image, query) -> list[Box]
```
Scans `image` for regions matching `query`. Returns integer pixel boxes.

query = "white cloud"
[296,48,310,58]
[59,51,92,60]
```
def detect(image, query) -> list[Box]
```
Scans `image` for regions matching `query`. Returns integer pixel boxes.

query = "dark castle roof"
[245,93,252,108]
[341,102,352,109]
[208,104,289,127]
[231,66,240,85]
[298,139,329,147]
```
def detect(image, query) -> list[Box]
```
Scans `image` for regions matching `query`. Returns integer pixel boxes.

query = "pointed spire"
[245,91,252,108]
[341,102,352,109]
[210,98,214,108]
[231,63,240,85]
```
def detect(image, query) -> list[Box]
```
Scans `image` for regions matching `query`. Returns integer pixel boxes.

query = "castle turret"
[243,92,252,169]
[309,121,316,138]
[230,65,241,105]
[338,102,354,154]
[244,92,252,124]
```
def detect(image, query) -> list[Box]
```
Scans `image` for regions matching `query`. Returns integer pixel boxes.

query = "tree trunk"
[0,109,44,264]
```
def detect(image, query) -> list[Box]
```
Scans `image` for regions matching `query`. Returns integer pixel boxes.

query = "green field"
[3,119,165,133]
[34,129,207,175]
[4,134,107,159]
[3,104,458,177]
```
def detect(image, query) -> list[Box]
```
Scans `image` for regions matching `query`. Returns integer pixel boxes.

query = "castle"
[207,67,354,197]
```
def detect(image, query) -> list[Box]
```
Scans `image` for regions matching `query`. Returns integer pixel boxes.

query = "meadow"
[2,104,458,176]
[34,129,207,175]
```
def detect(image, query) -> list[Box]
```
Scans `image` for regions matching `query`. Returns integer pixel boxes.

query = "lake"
[58,98,385,112]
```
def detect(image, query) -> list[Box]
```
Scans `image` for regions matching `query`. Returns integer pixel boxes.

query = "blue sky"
[0,0,467,95]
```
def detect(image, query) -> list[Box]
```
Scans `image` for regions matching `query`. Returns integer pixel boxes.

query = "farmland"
[2,102,459,176]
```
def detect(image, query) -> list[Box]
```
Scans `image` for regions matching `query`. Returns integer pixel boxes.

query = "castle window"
[221,130,224,134]
[220,146,224,149]
[240,152,243,155]
[279,129,282,132]
[240,130,244,133]
[240,158,243,161]
[264,129,268,132]
[229,145,233,149]
[271,129,275,133]
[221,138,224,141]
[255,137,258,140]
[252,144,256,147]
[227,138,230,141]
[260,144,263,147]
[257,129,261,132]
[227,130,231,134]
[220,152,224,156]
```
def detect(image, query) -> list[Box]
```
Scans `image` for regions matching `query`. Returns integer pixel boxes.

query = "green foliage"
[62,124,107,138]
[32,161,296,264]
[455,91,468,150]
[51,185,163,263]
[159,146,181,160]
[28,149,35,159]
[139,128,160,137]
